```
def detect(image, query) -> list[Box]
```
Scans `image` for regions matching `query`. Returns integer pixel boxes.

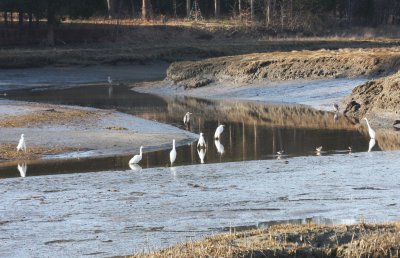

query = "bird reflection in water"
[368,138,376,152]
[129,163,142,172]
[17,163,27,177]
[197,148,206,164]
[214,139,225,155]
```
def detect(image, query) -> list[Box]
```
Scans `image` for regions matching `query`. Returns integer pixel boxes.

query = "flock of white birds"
[128,111,225,167]
[13,79,377,172]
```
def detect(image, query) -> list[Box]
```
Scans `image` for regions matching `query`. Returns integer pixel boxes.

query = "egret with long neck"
[363,117,376,139]
[129,146,143,164]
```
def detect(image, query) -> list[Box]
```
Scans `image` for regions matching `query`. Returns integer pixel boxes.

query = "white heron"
[183,112,192,124]
[214,125,225,139]
[368,138,376,152]
[214,139,225,155]
[107,76,112,84]
[315,146,322,155]
[277,150,284,155]
[17,163,27,177]
[197,132,206,148]
[170,139,177,166]
[348,146,352,154]
[363,117,376,139]
[197,148,206,164]
[129,146,143,164]
[17,134,26,152]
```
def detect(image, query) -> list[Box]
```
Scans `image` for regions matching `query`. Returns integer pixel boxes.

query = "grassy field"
[131,222,400,258]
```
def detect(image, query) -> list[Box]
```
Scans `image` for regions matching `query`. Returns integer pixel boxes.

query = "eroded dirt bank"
[343,71,400,129]
[166,47,400,89]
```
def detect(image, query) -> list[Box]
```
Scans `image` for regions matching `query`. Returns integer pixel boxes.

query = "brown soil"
[0,108,99,128]
[0,143,82,161]
[133,223,400,258]
[343,71,400,127]
[166,47,400,89]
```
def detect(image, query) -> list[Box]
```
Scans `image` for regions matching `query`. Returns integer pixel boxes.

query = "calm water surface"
[1,83,375,178]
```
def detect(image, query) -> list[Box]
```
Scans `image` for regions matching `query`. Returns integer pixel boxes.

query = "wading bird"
[183,112,192,124]
[368,138,376,152]
[17,134,26,152]
[129,146,143,164]
[170,139,177,166]
[197,132,206,148]
[363,117,375,139]
[214,125,225,139]
[107,76,112,84]
[315,146,322,155]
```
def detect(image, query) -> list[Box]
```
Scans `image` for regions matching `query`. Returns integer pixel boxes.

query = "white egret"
[16,134,26,152]
[129,146,143,164]
[348,146,352,154]
[277,150,284,155]
[17,163,27,177]
[214,139,225,155]
[363,117,376,139]
[214,125,225,139]
[197,132,206,148]
[315,146,322,156]
[197,148,206,164]
[183,112,192,124]
[368,138,376,152]
[107,76,112,84]
[170,139,177,166]
[129,163,142,172]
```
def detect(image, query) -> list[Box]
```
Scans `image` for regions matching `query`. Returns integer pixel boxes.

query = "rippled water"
[0,83,376,178]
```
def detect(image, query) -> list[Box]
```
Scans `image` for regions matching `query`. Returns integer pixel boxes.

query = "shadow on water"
[0,83,379,178]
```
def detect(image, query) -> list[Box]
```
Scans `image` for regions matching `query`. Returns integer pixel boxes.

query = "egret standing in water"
[315,146,322,155]
[214,125,225,139]
[363,117,376,139]
[17,134,26,152]
[170,139,177,166]
[197,132,206,148]
[129,146,143,164]
[183,112,192,124]
[368,138,376,152]
[107,76,112,85]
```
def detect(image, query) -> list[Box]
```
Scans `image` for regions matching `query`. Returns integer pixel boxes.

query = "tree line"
[1,0,399,28]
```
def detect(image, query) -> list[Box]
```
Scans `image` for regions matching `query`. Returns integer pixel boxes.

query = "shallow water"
[1,83,377,178]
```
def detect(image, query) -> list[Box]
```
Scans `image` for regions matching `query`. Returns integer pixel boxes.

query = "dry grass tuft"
[131,223,400,258]
[0,143,82,161]
[0,108,98,128]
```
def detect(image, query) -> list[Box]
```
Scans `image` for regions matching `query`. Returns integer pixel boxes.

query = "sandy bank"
[0,100,196,163]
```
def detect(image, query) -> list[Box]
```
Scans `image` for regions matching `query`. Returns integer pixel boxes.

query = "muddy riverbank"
[1,151,400,257]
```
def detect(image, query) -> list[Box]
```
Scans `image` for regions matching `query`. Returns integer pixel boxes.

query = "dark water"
[1,84,375,178]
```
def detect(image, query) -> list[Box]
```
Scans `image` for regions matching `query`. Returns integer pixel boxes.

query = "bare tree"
[214,0,220,18]
[142,0,149,20]
[265,0,271,26]
[106,0,112,18]
[250,0,254,21]
[186,0,191,18]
